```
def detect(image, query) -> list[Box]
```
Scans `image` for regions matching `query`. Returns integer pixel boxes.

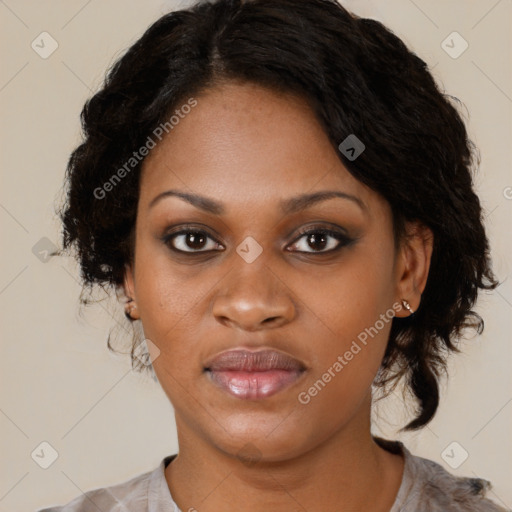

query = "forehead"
[139,81,385,217]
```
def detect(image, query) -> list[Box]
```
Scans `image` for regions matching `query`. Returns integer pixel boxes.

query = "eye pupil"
[308,232,327,251]
[187,232,206,249]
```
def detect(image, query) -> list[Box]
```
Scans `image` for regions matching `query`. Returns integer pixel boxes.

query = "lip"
[204,349,306,400]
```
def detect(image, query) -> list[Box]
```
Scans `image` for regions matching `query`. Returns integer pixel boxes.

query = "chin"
[204,413,318,464]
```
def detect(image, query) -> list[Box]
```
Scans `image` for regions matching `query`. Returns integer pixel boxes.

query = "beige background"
[0,0,511,510]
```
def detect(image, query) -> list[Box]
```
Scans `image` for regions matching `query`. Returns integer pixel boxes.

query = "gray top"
[37,438,508,512]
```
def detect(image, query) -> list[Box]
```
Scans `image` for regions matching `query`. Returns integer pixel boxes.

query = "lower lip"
[207,369,304,399]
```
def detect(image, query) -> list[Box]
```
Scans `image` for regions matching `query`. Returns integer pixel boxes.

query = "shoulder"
[398,441,508,512]
[35,455,175,512]
[35,470,153,512]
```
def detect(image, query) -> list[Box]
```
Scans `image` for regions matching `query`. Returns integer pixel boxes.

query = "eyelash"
[162,224,354,255]
[289,225,353,254]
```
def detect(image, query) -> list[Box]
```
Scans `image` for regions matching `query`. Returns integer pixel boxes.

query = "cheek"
[132,251,203,367]
[294,303,392,437]
[293,245,395,340]
[132,250,239,398]
[134,235,211,324]
[291,251,395,402]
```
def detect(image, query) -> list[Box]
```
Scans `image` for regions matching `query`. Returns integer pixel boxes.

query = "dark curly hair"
[57,0,499,431]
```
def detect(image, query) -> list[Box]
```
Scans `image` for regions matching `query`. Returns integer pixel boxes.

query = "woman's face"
[124,81,423,462]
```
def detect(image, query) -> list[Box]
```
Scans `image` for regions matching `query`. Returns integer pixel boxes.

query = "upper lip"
[204,349,306,372]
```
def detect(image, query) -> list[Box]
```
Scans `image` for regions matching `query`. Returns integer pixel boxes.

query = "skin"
[123,81,434,511]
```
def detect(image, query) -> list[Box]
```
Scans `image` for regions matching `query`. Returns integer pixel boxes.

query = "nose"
[212,257,296,332]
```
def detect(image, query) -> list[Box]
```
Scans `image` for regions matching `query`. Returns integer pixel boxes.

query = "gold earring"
[401,299,415,315]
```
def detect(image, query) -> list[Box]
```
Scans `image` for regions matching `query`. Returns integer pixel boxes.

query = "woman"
[39,0,506,510]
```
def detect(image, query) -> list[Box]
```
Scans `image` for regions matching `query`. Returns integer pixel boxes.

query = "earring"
[401,299,415,315]
[125,300,137,320]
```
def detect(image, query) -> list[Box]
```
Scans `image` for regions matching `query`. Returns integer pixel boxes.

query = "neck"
[165,395,404,512]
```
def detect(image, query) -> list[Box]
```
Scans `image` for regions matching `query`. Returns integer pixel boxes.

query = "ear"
[122,263,140,320]
[394,221,434,317]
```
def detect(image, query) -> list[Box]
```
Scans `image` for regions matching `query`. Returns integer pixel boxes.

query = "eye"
[164,228,223,253]
[287,226,353,254]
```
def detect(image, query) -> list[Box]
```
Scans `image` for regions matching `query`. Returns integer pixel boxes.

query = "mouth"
[204,349,307,400]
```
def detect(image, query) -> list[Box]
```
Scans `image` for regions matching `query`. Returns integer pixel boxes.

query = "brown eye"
[288,228,353,253]
[165,230,221,253]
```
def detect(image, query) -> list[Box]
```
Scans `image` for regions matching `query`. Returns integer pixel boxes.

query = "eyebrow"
[148,189,366,215]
